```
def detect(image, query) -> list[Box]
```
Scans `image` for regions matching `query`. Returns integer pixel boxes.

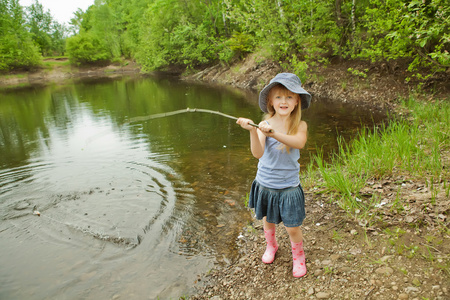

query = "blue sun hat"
[259,73,311,112]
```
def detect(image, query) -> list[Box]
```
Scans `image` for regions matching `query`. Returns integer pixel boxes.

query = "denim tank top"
[255,136,300,189]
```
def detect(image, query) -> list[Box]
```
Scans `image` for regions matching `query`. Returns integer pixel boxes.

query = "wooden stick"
[127,107,261,129]
[84,108,271,147]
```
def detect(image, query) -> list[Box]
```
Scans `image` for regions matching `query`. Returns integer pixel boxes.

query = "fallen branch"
[126,107,261,129]
[85,108,268,146]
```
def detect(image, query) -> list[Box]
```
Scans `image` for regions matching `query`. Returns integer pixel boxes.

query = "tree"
[58,0,450,81]
[66,0,139,63]
[359,0,449,76]
[136,0,222,70]
[25,0,67,56]
[0,0,41,71]
[69,8,93,35]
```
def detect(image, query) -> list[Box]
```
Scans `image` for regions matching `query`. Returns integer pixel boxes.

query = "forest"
[1,0,449,83]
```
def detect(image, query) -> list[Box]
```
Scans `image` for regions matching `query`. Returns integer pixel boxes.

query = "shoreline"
[0,59,142,90]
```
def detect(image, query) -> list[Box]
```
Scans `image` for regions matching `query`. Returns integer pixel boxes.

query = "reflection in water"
[0,76,386,299]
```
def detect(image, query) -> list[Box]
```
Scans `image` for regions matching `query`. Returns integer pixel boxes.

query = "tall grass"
[305,96,450,212]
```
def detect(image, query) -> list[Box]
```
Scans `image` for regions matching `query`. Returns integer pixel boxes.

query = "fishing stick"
[127,107,269,131]
[85,108,270,146]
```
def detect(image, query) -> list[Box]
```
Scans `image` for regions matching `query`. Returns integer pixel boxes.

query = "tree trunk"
[277,0,285,20]
[335,0,343,28]
[351,0,356,38]
[222,1,229,37]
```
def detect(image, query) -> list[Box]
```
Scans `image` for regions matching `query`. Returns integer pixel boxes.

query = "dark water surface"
[0,76,385,299]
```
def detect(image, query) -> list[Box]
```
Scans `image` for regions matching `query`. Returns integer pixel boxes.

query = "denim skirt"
[249,180,306,227]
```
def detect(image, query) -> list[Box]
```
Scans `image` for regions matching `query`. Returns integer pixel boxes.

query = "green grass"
[331,229,343,242]
[42,58,71,69]
[305,96,450,213]
[0,73,26,79]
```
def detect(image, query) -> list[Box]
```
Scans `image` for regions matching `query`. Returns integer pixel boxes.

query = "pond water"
[0,76,386,299]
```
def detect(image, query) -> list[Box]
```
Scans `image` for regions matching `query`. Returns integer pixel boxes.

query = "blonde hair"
[264,84,302,152]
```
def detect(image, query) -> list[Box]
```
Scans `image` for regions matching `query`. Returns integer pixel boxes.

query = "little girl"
[237,72,311,278]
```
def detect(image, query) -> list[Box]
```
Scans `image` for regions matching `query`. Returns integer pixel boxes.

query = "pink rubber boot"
[262,227,278,264]
[291,240,307,277]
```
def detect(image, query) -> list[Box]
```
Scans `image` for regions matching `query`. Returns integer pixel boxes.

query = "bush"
[66,32,111,65]
[0,34,41,71]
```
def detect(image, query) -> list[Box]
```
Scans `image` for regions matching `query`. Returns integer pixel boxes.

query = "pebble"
[405,216,414,223]
[432,285,440,290]
[330,254,340,261]
[340,266,352,273]
[316,292,330,299]
[380,255,392,262]
[405,287,420,293]
[308,287,315,295]
[375,266,394,276]
[322,260,332,266]
[412,278,421,286]
[14,202,30,210]
[398,293,409,299]
[314,269,323,276]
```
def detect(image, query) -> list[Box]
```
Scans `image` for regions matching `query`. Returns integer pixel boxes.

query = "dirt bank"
[0,58,141,89]
[185,53,449,110]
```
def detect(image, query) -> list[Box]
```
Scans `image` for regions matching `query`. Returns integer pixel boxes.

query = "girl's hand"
[236,118,256,131]
[258,121,274,136]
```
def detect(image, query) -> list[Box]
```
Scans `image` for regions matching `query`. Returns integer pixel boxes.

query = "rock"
[405,216,415,223]
[412,278,421,286]
[380,255,393,262]
[322,260,332,266]
[340,266,352,273]
[375,266,394,276]
[308,287,315,295]
[330,254,341,261]
[398,293,409,299]
[405,287,420,293]
[373,183,383,189]
[14,201,30,210]
[316,292,330,299]
[349,247,361,255]
[314,269,324,276]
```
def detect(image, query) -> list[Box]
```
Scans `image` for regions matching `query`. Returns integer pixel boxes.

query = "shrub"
[66,32,111,65]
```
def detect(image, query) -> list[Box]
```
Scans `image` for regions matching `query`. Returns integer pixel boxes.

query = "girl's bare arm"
[258,121,308,150]
[236,118,266,159]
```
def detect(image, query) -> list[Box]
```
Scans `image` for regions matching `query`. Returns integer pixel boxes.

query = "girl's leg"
[262,217,278,264]
[285,226,307,278]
